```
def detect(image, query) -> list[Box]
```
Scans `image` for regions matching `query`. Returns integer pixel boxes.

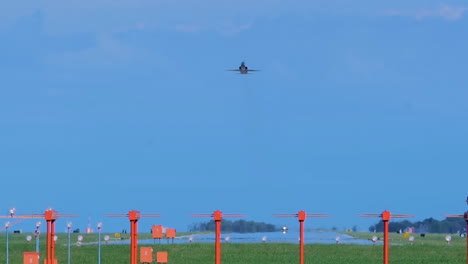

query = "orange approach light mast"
[106,210,161,264]
[359,211,414,264]
[42,210,77,264]
[13,209,77,264]
[191,210,244,264]
[443,197,468,264]
[274,211,329,264]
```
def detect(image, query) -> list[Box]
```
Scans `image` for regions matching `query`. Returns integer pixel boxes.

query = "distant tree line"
[189,220,278,233]
[369,217,466,234]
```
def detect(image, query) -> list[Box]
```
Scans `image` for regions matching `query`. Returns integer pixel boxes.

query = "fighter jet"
[227,61,260,74]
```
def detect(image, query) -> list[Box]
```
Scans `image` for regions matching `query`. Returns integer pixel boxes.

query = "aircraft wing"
[226,69,240,71]
[248,69,260,71]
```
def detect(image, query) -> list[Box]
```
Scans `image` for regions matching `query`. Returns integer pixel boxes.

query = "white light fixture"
[371,236,378,243]
[26,235,32,242]
[36,221,41,228]
[5,222,10,228]
[97,222,103,229]
[445,235,452,243]
[104,235,110,242]
[67,222,72,228]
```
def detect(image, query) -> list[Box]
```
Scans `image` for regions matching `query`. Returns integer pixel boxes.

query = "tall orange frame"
[191,210,244,264]
[106,210,161,264]
[41,210,76,264]
[274,211,329,264]
[360,210,414,264]
[443,212,468,264]
[6,209,77,264]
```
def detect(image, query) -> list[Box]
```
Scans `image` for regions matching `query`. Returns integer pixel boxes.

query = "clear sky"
[1,0,468,234]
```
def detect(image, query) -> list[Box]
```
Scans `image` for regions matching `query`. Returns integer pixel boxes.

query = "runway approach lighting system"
[443,208,468,262]
[359,211,414,264]
[28,209,77,264]
[0,208,19,264]
[0,208,75,264]
[0,208,27,231]
[191,210,244,264]
[2,209,77,264]
[274,211,329,264]
[105,210,161,264]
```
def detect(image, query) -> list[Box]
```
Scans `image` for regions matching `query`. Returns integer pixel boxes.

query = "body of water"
[104,231,374,245]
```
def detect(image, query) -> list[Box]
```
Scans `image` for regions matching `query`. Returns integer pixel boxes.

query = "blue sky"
[1,0,468,233]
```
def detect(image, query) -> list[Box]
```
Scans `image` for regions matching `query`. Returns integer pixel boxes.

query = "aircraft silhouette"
[227,62,260,74]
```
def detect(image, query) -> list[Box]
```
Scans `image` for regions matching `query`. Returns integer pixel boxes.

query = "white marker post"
[67,222,72,264]
[5,222,10,264]
[97,222,103,264]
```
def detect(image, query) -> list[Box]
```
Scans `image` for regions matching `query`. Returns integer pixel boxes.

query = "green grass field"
[0,232,466,264]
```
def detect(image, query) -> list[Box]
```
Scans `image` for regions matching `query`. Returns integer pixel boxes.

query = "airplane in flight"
[227,61,260,74]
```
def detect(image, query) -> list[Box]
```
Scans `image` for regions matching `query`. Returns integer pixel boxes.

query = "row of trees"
[189,220,278,233]
[369,217,466,234]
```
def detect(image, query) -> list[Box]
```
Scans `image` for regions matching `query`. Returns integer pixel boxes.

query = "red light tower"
[106,210,161,264]
[274,211,330,264]
[33,209,77,264]
[1,208,76,264]
[191,210,244,264]
[443,211,468,263]
[359,211,414,264]
[11,209,77,264]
